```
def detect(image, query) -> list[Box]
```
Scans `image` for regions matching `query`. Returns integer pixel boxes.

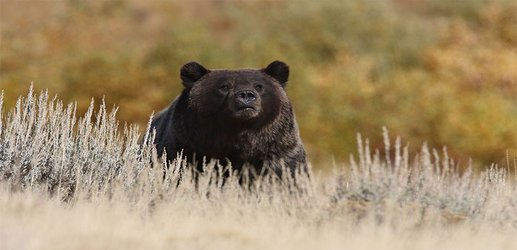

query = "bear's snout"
[235,90,257,106]
[231,89,261,120]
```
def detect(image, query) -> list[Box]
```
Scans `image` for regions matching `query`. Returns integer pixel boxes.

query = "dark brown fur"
[150,61,307,178]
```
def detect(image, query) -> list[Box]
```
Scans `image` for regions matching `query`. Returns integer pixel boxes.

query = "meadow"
[0,89,516,250]
[1,0,517,249]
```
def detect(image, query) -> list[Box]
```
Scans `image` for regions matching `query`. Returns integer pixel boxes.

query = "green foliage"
[0,0,515,169]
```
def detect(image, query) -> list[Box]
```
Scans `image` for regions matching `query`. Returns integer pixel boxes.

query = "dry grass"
[1,184,516,250]
[1,90,516,250]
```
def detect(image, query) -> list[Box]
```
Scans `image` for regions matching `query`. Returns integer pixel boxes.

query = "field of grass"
[1,0,516,248]
[1,90,516,250]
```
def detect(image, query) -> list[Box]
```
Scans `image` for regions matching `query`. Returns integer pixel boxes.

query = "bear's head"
[180,61,291,128]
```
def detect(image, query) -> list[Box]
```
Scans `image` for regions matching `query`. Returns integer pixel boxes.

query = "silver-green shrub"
[1,89,516,228]
[0,87,157,198]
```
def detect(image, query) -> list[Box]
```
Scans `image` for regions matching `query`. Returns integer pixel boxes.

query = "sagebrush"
[1,90,516,249]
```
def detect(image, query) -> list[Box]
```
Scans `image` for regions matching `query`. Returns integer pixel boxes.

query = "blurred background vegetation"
[1,0,516,171]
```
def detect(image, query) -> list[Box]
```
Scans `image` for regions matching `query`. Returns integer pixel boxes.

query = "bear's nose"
[236,90,256,104]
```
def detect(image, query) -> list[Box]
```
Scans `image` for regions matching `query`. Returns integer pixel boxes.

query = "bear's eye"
[219,84,230,91]
[255,84,264,91]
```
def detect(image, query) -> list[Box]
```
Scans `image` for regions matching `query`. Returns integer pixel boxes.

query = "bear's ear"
[180,61,209,88]
[263,60,289,87]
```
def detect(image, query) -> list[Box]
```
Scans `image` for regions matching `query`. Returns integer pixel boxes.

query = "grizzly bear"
[150,61,308,179]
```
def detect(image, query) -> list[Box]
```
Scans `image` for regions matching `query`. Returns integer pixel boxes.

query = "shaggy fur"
[150,61,307,177]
